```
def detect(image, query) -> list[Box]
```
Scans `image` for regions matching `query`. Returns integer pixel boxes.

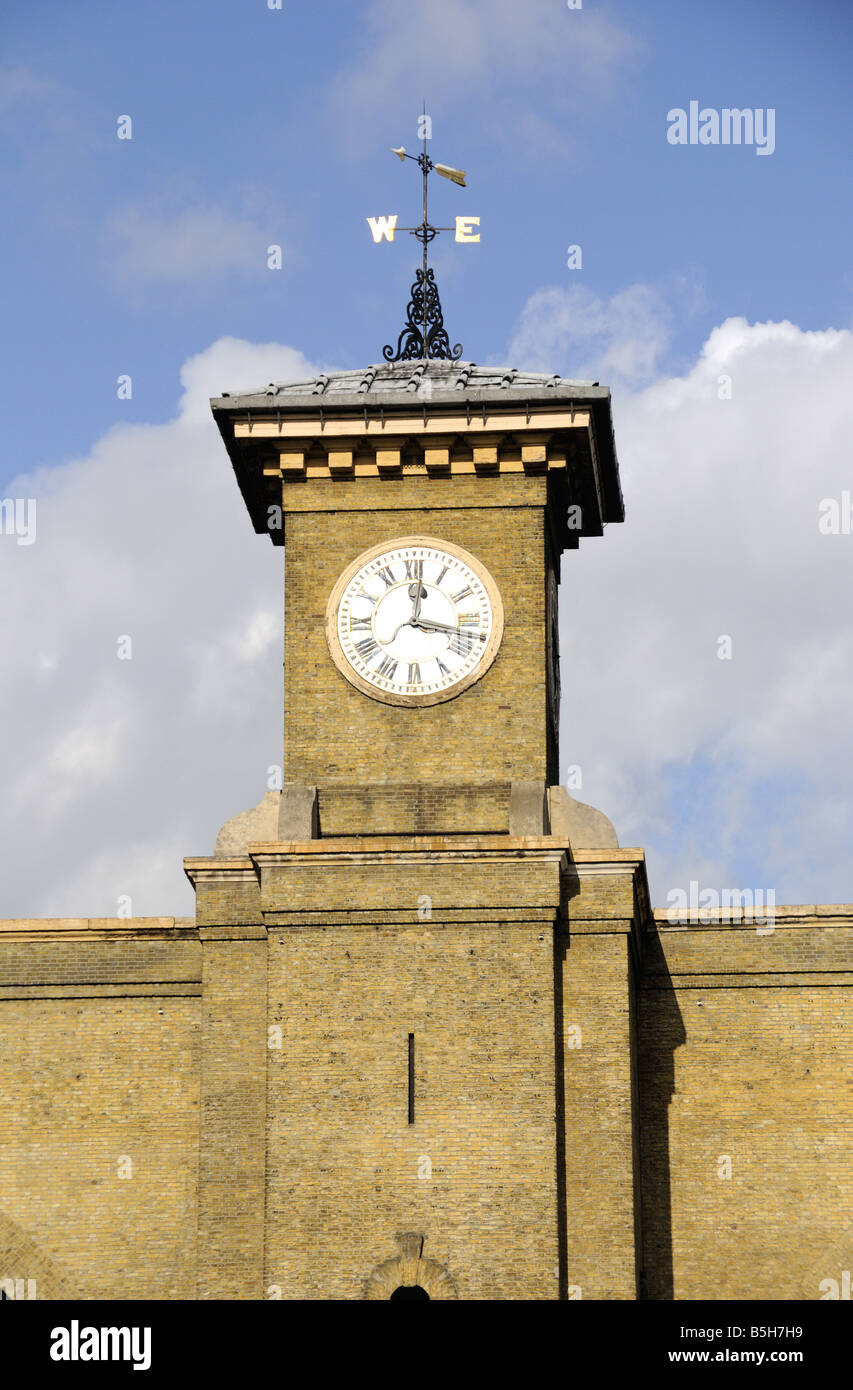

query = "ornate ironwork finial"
[382,268,462,362]
[366,111,479,362]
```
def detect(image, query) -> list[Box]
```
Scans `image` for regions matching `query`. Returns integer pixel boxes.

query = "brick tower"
[184,361,649,1300]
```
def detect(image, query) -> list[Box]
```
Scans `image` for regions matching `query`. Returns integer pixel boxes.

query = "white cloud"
[176,335,317,424]
[506,282,673,384]
[555,311,853,904]
[0,338,319,919]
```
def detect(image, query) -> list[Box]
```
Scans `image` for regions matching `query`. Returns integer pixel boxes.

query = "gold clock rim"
[324,534,505,708]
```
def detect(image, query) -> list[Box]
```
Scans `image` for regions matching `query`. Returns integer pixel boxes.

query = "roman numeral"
[435,565,448,585]
[403,558,423,580]
[457,613,479,626]
[452,585,473,602]
[375,565,396,589]
[408,662,421,684]
[449,629,476,656]
[436,657,450,676]
[377,655,398,679]
[350,617,372,632]
[355,637,380,661]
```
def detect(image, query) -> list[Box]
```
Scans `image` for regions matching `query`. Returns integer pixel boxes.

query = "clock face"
[325,536,504,707]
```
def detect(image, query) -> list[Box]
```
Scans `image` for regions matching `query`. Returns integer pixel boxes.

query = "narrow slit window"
[408,1033,415,1125]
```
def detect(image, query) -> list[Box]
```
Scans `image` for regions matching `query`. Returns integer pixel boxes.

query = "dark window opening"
[390,1284,430,1301]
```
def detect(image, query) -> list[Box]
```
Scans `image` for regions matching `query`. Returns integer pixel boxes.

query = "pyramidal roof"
[211,360,608,411]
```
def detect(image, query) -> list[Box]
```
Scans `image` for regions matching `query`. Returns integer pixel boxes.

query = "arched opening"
[363,1233,457,1299]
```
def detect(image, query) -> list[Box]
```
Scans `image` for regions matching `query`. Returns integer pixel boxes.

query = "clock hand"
[408,580,427,623]
[383,615,459,643]
[386,609,483,642]
[411,618,455,634]
[412,618,484,638]
[383,580,428,639]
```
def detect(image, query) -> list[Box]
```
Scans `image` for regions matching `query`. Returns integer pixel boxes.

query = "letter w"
[366,215,398,243]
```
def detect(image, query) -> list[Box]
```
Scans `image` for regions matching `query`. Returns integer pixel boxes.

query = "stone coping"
[2,902,849,935]
[652,905,853,930]
[183,840,650,882]
[187,837,647,863]
[0,916,195,934]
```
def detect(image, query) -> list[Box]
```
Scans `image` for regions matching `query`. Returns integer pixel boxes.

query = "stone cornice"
[183,859,256,886]
[651,905,853,931]
[249,833,571,872]
[0,916,197,942]
[186,835,581,885]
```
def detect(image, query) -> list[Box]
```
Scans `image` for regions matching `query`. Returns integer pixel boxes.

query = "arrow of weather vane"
[367,123,480,362]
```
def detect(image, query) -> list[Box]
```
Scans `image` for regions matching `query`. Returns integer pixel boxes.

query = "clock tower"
[209,363,623,837]
[184,359,652,1302]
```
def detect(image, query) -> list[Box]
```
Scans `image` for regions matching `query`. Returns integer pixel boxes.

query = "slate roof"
[211,361,609,411]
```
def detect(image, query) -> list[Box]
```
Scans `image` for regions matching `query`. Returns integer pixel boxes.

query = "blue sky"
[2,0,853,917]
[3,0,852,481]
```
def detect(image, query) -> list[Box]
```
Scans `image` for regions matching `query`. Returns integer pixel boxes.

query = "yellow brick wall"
[640,914,853,1300]
[1,894,849,1301]
[0,922,201,1300]
[196,927,268,1299]
[561,929,641,1299]
[282,493,553,830]
[265,921,560,1300]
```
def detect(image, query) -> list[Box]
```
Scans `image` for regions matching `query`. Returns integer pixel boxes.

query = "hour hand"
[408,580,427,622]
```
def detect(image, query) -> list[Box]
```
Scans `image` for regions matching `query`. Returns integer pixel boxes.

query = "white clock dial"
[325,537,504,707]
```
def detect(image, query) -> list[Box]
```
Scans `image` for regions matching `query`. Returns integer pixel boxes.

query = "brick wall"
[256,838,566,1300]
[640,908,853,1300]
[282,482,553,833]
[0,919,201,1299]
[1,892,849,1301]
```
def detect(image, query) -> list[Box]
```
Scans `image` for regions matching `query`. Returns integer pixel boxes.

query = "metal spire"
[366,113,479,362]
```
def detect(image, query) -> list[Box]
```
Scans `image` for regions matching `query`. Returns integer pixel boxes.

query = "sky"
[1,0,852,918]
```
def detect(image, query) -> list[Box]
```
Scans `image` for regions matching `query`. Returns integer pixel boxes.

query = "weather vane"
[367,113,480,362]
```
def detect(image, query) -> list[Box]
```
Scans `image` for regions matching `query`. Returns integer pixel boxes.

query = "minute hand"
[412,618,481,636]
